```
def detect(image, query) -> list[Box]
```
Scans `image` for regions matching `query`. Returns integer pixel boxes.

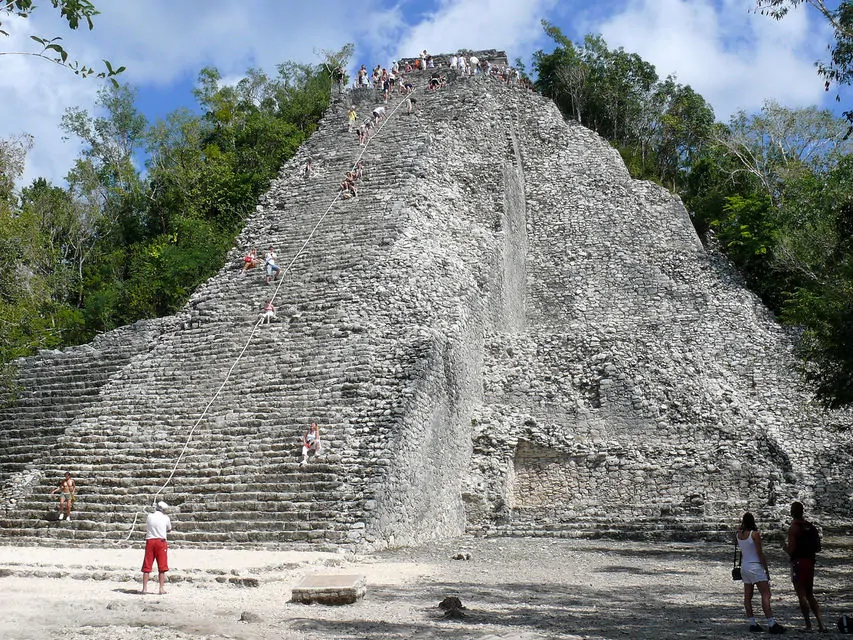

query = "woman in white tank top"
[737,512,784,633]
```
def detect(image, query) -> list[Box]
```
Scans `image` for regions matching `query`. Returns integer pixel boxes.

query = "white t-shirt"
[146,511,172,539]
[372,106,386,117]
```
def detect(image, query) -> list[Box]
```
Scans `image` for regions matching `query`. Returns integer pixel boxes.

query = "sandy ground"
[1,537,852,640]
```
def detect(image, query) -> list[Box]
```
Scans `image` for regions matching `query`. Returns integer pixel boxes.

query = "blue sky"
[1,0,848,186]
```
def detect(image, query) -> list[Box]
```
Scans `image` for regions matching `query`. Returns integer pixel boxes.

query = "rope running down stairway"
[116,88,418,543]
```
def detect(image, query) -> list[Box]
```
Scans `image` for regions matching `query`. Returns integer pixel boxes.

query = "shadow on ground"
[287,540,850,640]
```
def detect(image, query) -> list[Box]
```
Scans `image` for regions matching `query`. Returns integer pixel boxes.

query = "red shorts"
[142,538,169,573]
[791,558,814,589]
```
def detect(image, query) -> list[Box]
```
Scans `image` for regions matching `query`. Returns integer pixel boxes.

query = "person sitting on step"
[241,248,260,275]
[340,173,358,199]
[260,300,276,324]
[300,422,320,466]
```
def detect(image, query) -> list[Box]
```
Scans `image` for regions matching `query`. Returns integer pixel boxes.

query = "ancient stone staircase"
[0,69,451,548]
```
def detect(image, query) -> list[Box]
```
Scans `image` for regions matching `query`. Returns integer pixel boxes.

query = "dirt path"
[1,537,851,639]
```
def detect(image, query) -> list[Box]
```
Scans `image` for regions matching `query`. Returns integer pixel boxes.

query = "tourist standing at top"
[141,501,172,595]
[49,472,76,521]
[787,501,828,632]
[736,512,784,634]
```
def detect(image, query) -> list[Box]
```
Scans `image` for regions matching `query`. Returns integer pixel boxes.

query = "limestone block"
[290,574,366,605]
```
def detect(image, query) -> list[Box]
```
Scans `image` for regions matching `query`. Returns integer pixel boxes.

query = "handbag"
[732,537,742,581]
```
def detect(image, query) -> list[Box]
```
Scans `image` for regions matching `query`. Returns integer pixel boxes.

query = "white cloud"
[592,0,829,120]
[1,14,95,187]
[392,0,557,64]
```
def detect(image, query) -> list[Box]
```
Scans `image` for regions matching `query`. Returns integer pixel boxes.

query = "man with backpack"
[787,501,828,632]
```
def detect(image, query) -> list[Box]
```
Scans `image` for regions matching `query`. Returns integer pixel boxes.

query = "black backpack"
[799,522,822,557]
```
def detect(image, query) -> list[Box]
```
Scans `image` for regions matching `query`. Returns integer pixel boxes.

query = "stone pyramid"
[1,50,850,549]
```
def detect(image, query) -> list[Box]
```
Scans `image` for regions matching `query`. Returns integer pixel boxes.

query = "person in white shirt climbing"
[264,247,280,284]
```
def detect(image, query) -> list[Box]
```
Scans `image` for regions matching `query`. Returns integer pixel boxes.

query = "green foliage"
[315,43,354,88]
[710,193,793,308]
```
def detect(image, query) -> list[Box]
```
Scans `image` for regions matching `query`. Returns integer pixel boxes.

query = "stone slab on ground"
[291,573,367,605]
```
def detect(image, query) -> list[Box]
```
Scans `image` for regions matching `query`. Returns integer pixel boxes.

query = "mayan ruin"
[1,50,851,556]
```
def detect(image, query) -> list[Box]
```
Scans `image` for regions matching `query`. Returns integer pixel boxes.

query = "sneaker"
[58,513,64,521]
[769,623,785,634]
[66,516,71,522]
[749,624,763,632]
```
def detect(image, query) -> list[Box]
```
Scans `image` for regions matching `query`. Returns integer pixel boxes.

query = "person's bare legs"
[65,499,72,519]
[142,572,150,594]
[58,497,65,519]
[158,571,167,595]
[743,583,755,620]
[796,584,827,631]
[756,581,773,618]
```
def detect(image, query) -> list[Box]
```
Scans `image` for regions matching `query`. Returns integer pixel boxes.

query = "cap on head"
[156,501,169,512]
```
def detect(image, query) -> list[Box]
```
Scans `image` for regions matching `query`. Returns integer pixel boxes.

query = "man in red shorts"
[142,501,172,595]
[787,501,827,632]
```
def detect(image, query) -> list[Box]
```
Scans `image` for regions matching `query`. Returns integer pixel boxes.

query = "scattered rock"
[438,596,464,610]
[228,577,259,588]
[239,611,262,623]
